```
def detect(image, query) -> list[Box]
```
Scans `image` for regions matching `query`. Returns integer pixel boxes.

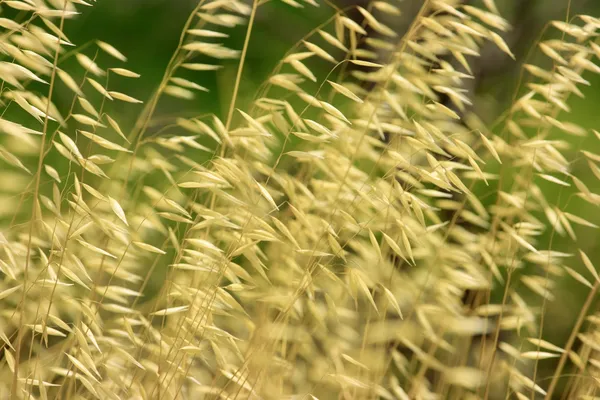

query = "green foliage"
[0,0,600,399]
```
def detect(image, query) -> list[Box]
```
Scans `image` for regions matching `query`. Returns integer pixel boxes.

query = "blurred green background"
[64,0,600,391]
[7,0,600,395]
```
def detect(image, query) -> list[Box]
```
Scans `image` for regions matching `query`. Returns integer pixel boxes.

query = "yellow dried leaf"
[108,196,128,226]
[151,305,189,316]
[109,68,140,78]
[97,40,127,62]
[108,91,143,104]
[328,80,362,103]
[580,249,600,282]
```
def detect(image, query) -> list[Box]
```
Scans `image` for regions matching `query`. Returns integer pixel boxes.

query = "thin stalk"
[11,2,68,396]
[545,280,599,400]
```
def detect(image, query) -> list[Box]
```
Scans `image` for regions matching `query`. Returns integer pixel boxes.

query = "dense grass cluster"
[0,0,600,399]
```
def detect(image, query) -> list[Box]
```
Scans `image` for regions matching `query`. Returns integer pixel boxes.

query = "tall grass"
[0,0,599,399]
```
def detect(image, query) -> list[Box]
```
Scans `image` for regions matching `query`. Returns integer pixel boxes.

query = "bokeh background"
[10,0,600,395]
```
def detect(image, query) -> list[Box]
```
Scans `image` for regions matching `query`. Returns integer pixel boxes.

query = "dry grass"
[0,0,599,399]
